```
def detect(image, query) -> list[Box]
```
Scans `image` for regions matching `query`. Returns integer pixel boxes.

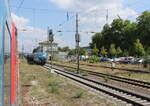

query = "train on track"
[26,52,48,65]
[0,0,19,106]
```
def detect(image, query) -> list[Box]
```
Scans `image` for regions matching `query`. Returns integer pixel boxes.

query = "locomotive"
[26,52,48,65]
[0,0,19,106]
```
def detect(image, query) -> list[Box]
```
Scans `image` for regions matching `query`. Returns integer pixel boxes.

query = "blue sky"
[10,0,150,52]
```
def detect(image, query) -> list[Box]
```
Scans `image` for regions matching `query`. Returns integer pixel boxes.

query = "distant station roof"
[39,41,58,45]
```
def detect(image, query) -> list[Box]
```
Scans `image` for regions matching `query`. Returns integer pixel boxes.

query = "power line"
[11,6,110,14]
[12,1,149,14]
[11,5,75,13]
[59,15,75,27]
[56,30,97,34]
[15,0,25,13]
[123,0,150,12]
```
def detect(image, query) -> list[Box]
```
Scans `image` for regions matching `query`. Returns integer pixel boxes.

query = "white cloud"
[48,0,138,47]
[11,13,29,30]
[11,13,67,53]
[11,1,139,51]
[49,0,138,29]
[49,0,75,8]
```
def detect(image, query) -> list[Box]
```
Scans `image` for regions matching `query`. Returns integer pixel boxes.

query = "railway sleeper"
[45,65,150,106]
[51,63,150,89]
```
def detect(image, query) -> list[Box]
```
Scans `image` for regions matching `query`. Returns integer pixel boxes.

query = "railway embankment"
[20,60,117,106]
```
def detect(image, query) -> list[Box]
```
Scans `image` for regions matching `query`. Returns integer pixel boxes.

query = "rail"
[44,64,150,106]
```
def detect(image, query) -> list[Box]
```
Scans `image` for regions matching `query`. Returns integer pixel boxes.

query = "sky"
[10,0,150,53]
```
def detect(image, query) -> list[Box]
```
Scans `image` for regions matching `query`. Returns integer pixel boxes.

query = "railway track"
[49,63,150,90]
[79,63,150,73]
[44,64,150,106]
[56,61,150,73]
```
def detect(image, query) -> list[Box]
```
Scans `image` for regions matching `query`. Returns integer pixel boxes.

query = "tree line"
[90,11,150,57]
[58,46,88,56]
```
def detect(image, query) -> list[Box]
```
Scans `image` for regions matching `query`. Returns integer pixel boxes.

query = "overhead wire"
[11,0,149,35]
[15,0,25,13]
[11,5,75,13]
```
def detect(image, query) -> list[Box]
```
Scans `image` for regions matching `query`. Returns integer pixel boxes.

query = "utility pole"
[48,27,54,70]
[22,43,24,59]
[75,13,80,73]
[106,9,109,24]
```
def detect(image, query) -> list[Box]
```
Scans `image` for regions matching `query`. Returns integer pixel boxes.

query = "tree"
[79,48,87,56]
[90,33,103,49]
[143,55,150,69]
[63,46,70,51]
[137,11,150,48]
[92,44,99,56]
[33,48,37,53]
[89,12,150,56]
[90,19,136,53]
[146,47,150,55]
[58,47,61,51]
[33,46,42,53]
[109,44,117,58]
[68,49,76,56]
[58,46,70,52]
[123,22,137,51]
[133,39,145,57]
[109,19,126,49]
[68,48,87,56]
[122,50,129,57]
[100,46,107,57]
[116,47,122,57]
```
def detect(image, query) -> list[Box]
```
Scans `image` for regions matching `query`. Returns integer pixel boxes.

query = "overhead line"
[15,0,25,13]
[11,5,75,13]
[59,15,75,27]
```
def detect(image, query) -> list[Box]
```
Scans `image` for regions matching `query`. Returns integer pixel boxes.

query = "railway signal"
[48,27,54,70]
[48,28,54,42]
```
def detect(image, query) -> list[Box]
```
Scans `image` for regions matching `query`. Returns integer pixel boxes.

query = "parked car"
[118,57,140,64]
[113,58,122,62]
[134,58,144,64]
[100,57,113,62]
[80,55,89,60]
[118,57,132,64]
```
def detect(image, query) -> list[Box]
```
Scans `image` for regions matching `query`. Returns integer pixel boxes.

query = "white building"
[39,41,58,59]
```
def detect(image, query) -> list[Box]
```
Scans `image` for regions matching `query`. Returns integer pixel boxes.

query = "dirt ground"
[19,59,117,106]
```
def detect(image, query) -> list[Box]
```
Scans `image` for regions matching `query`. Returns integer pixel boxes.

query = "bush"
[49,87,59,93]
[88,56,99,63]
[81,72,89,76]
[128,73,131,78]
[74,91,85,98]
[31,89,40,95]
[143,55,150,69]
[48,81,59,86]
[103,76,110,82]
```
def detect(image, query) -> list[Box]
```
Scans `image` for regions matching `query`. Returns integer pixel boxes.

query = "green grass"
[74,91,85,99]
[48,87,59,93]
[81,72,89,76]
[20,59,118,106]
[117,72,150,81]
[48,81,59,86]
[54,61,150,82]
[31,89,41,95]
[104,76,111,82]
